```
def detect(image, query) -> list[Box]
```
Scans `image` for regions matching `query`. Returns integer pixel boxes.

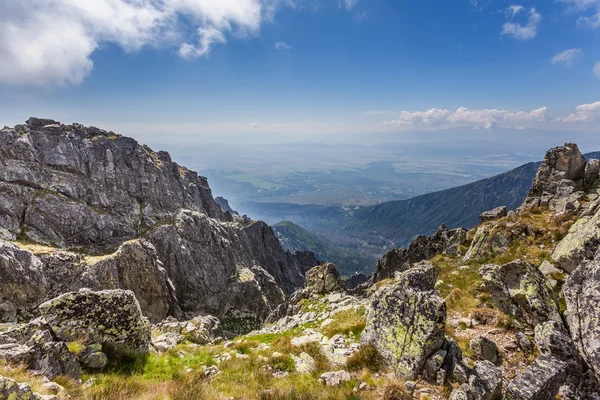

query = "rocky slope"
[0,118,319,330]
[3,138,600,400]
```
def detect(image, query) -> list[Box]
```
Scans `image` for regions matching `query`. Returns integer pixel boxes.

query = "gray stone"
[515,332,533,354]
[504,355,568,400]
[361,262,446,379]
[468,361,502,400]
[479,206,507,223]
[0,375,49,400]
[320,370,350,386]
[469,336,498,364]
[39,289,151,359]
[81,351,108,370]
[563,257,600,382]
[479,259,561,326]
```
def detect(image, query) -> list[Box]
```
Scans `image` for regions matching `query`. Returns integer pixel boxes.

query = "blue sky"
[0,0,599,140]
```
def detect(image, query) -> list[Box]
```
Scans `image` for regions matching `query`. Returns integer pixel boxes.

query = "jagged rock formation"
[361,262,446,378]
[0,119,318,331]
[372,224,467,282]
[303,263,345,295]
[521,143,596,213]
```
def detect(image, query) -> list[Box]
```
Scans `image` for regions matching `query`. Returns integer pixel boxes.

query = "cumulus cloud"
[502,6,542,40]
[383,106,551,129]
[275,41,292,50]
[561,101,600,122]
[551,48,583,66]
[0,0,358,87]
[383,108,451,127]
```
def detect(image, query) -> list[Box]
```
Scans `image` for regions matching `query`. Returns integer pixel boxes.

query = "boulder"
[39,289,151,359]
[469,336,498,364]
[449,384,471,400]
[479,260,561,326]
[372,224,467,282]
[154,315,223,345]
[320,370,350,386]
[552,201,600,273]
[468,360,502,400]
[479,206,507,223]
[304,263,345,295]
[534,320,580,369]
[504,355,568,400]
[563,256,600,382]
[361,262,446,379]
[0,375,55,400]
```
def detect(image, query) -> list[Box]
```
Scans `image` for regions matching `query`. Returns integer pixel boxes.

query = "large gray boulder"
[39,289,151,359]
[372,224,467,282]
[479,260,561,326]
[563,256,600,382]
[468,360,502,400]
[504,355,568,400]
[361,262,446,379]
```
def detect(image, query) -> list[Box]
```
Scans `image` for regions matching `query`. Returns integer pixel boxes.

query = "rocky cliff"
[0,118,318,330]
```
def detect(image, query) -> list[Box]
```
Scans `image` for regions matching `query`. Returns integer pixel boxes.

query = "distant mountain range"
[272,221,377,276]
[260,151,600,274]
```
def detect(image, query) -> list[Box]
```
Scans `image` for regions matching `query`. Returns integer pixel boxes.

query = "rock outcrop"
[504,355,568,400]
[0,375,57,400]
[479,260,561,326]
[303,263,345,295]
[0,119,319,330]
[372,224,467,282]
[361,262,446,379]
[521,143,587,212]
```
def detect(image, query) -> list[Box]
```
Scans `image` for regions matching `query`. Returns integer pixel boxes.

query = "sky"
[0,0,599,142]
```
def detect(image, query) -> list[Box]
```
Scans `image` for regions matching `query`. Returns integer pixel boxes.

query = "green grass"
[322,308,366,340]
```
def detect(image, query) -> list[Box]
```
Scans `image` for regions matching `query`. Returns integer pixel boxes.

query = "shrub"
[382,383,412,400]
[345,344,384,372]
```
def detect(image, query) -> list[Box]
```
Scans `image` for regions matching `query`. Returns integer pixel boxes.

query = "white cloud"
[275,41,292,50]
[0,0,357,88]
[383,106,551,129]
[502,7,542,40]
[551,48,583,66]
[383,108,451,127]
[594,61,600,78]
[561,101,600,122]
[559,0,600,28]
[507,5,524,16]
